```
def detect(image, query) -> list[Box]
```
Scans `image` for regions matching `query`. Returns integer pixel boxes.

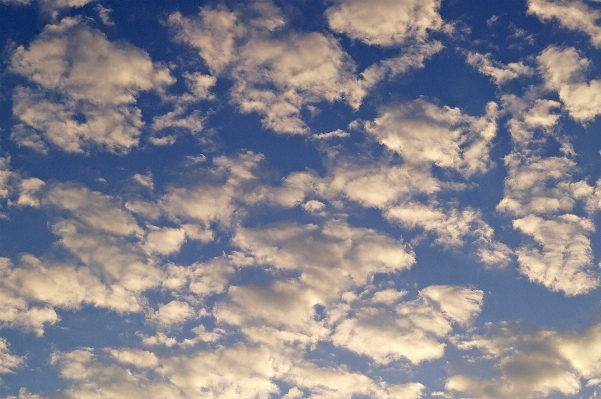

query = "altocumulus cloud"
[2,0,601,398]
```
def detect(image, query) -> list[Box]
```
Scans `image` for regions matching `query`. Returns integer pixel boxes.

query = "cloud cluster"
[499,93,601,295]
[314,100,511,267]
[169,4,366,134]
[168,1,445,135]
[332,285,484,365]
[448,320,601,398]
[10,17,173,153]
[42,345,426,399]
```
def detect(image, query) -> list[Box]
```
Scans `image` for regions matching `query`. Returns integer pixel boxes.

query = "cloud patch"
[10,17,174,153]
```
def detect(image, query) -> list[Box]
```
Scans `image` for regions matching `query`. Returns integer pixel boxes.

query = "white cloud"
[228,32,365,133]
[58,345,373,399]
[312,129,350,140]
[0,338,24,373]
[319,161,442,208]
[513,214,598,295]
[0,257,61,335]
[15,177,45,208]
[40,0,94,10]
[365,99,498,177]
[0,157,12,201]
[108,348,158,369]
[259,171,315,208]
[499,93,600,295]
[216,280,329,342]
[528,0,601,47]
[10,17,174,153]
[163,257,234,297]
[45,184,142,237]
[182,72,216,100]
[386,203,483,247]
[169,5,367,134]
[359,41,444,85]
[215,220,414,345]
[169,3,445,135]
[302,199,327,214]
[497,154,584,217]
[151,106,205,136]
[466,52,534,85]
[143,227,186,256]
[233,220,415,291]
[538,46,601,123]
[325,0,443,46]
[151,341,426,399]
[332,285,483,365]
[447,320,601,398]
[50,349,182,399]
[385,202,512,267]
[160,152,263,230]
[501,94,561,146]
[283,360,425,399]
[168,7,243,74]
[316,134,510,268]
[160,344,282,398]
[149,300,196,328]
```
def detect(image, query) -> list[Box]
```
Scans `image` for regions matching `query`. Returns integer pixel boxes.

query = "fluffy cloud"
[160,152,264,230]
[325,0,443,46]
[513,214,598,296]
[318,161,442,208]
[528,0,601,47]
[538,46,601,123]
[498,154,586,217]
[219,219,415,342]
[501,94,561,145]
[365,99,498,177]
[43,344,424,399]
[15,178,45,208]
[143,227,186,256]
[45,184,143,237]
[229,32,364,133]
[0,257,60,335]
[315,101,511,267]
[49,349,182,399]
[0,184,172,328]
[447,320,601,398]
[232,220,415,291]
[499,95,600,295]
[10,17,173,153]
[168,2,446,134]
[169,4,365,134]
[0,338,24,373]
[466,52,534,85]
[163,257,235,298]
[149,300,196,328]
[332,285,483,365]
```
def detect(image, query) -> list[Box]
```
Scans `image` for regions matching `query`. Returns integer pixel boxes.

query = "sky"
[2,0,601,398]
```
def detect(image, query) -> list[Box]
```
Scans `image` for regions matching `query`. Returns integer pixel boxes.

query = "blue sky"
[1,0,601,398]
